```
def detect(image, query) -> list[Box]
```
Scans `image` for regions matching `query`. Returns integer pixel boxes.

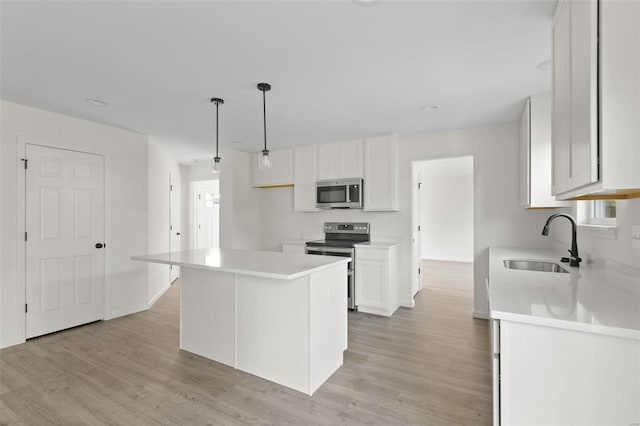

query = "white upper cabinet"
[552,0,640,199]
[293,145,319,212]
[552,0,571,195]
[520,94,570,208]
[340,139,364,178]
[317,139,363,180]
[364,134,398,211]
[251,148,293,188]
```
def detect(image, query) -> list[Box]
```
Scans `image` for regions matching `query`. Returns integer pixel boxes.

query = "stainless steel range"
[305,222,370,310]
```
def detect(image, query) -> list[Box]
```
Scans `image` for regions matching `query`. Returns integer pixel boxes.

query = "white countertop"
[489,247,640,340]
[281,240,307,245]
[132,249,350,280]
[355,241,401,248]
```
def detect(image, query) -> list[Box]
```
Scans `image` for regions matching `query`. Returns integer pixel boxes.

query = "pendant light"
[257,82,272,169]
[210,97,224,173]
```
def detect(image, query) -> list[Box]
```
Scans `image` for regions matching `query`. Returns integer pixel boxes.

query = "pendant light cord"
[216,101,219,157]
[262,88,267,151]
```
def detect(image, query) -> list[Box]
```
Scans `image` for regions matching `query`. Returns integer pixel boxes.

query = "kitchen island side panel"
[236,274,311,394]
[180,267,236,367]
[310,265,348,394]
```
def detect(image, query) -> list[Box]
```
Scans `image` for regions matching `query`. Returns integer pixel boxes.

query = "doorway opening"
[192,180,220,249]
[411,156,474,301]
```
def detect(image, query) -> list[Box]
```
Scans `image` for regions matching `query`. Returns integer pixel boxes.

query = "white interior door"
[196,182,219,249]
[170,173,180,282]
[25,144,105,339]
[411,164,422,296]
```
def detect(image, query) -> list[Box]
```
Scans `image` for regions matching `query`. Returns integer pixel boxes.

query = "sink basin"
[503,259,569,273]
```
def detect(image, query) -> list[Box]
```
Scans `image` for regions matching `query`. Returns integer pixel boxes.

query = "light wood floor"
[0,260,491,425]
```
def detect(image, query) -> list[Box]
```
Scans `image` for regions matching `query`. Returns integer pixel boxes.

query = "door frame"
[410,156,475,304]
[16,136,110,343]
[410,162,422,300]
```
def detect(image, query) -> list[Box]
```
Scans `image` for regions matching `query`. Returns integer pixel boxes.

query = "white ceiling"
[1,0,556,164]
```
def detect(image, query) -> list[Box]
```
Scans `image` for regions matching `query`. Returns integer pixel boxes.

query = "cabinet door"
[519,99,531,207]
[552,0,571,195]
[270,149,293,186]
[317,143,340,180]
[293,145,319,212]
[356,259,386,309]
[339,139,364,178]
[251,153,271,187]
[568,0,599,190]
[364,134,398,211]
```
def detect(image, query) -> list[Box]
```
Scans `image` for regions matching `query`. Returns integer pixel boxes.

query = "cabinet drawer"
[355,248,386,261]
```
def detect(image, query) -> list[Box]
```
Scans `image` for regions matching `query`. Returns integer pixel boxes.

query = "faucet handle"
[568,250,582,266]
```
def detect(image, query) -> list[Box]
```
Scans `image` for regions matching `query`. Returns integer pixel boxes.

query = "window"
[585,200,617,226]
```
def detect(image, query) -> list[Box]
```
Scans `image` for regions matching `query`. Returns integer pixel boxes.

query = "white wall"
[400,125,561,316]
[180,149,261,253]
[147,139,180,306]
[418,157,474,263]
[1,100,150,348]
[551,199,640,270]
[258,124,558,316]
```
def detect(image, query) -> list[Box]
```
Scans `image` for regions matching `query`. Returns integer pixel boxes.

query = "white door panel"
[26,144,105,339]
[196,182,219,249]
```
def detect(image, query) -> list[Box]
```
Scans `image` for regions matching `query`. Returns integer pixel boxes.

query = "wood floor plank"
[1,260,491,425]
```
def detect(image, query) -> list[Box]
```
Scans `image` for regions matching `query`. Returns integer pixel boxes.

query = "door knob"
[176,232,181,236]
[95,243,104,249]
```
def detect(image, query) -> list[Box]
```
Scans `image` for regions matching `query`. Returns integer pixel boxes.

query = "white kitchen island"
[132,248,349,395]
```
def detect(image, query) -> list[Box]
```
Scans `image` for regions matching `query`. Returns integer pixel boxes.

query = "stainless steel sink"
[503,259,569,273]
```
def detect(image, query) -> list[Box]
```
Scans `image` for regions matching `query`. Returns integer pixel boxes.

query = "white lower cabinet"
[494,320,640,425]
[355,244,399,316]
[282,243,305,255]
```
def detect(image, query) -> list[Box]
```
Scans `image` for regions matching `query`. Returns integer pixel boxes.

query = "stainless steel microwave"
[316,178,363,209]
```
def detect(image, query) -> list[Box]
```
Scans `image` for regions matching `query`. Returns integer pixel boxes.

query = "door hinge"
[21,158,28,169]
[198,224,201,229]
[418,268,421,275]
[198,194,201,200]
[169,224,173,231]
[418,225,421,232]
[25,304,28,313]
[418,182,422,189]
[170,184,173,191]
[25,232,28,241]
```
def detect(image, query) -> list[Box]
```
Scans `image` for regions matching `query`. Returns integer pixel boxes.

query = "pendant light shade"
[257,83,272,169]
[210,97,224,174]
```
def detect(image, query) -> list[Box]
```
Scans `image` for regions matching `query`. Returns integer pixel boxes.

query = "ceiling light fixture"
[537,59,552,71]
[257,83,272,169]
[210,97,224,173]
[86,98,108,107]
[421,104,440,112]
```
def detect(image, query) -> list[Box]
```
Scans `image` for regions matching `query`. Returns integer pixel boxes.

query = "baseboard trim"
[105,303,148,320]
[400,299,415,308]
[147,280,172,309]
[473,310,489,320]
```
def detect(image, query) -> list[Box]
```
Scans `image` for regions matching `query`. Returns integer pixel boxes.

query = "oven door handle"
[305,246,354,255]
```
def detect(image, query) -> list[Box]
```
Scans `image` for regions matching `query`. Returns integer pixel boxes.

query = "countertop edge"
[131,255,350,280]
[490,309,640,341]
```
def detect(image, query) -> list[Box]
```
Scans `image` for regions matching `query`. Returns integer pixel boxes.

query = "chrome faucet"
[541,213,582,267]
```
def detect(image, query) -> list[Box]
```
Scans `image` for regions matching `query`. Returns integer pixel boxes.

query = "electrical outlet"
[632,225,640,249]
